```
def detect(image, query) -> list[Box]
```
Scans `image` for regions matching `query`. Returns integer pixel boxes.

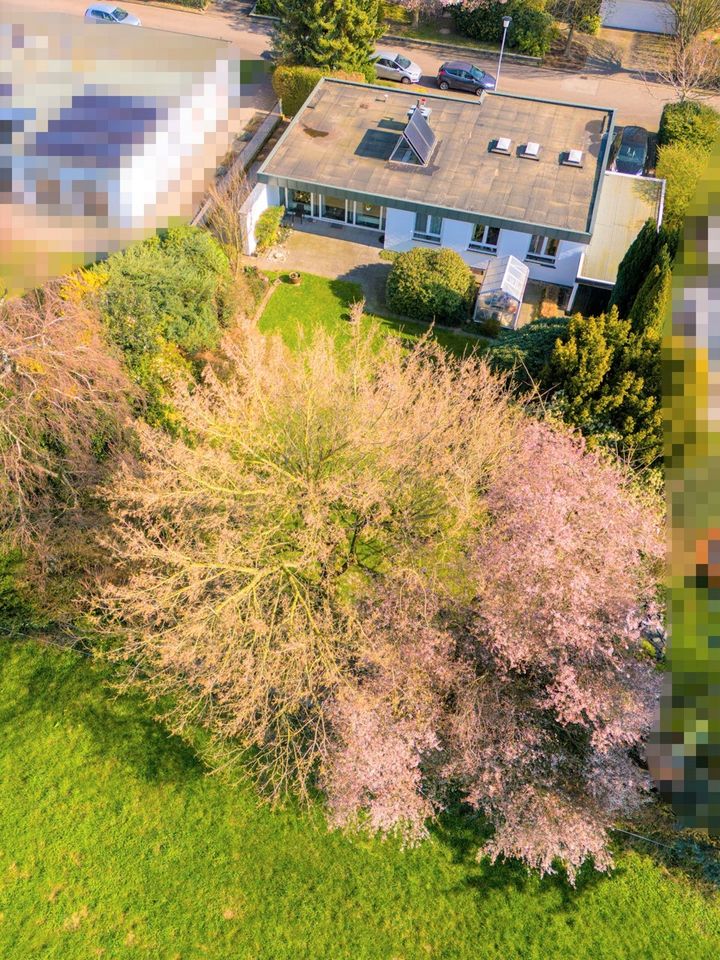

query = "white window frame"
[469,222,500,253]
[352,201,386,231]
[413,211,442,243]
[526,234,560,265]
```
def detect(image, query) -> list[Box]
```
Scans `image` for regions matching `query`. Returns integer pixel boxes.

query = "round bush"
[658,101,720,151]
[386,247,475,325]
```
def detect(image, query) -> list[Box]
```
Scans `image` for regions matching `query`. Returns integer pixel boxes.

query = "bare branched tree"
[205,162,252,281]
[657,33,720,101]
[667,0,720,47]
[0,285,134,553]
[98,323,519,797]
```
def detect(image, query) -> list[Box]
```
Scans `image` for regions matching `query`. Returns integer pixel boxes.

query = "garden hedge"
[658,101,720,152]
[255,205,285,253]
[386,247,476,325]
[272,65,366,117]
[451,0,554,58]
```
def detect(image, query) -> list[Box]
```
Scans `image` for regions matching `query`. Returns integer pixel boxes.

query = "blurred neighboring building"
[1,10,247,293]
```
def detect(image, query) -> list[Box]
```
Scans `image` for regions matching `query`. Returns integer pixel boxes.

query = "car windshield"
[112,7,129,18]
[395,55,412,69]
[618,144,643,161]
[470,67,485,80]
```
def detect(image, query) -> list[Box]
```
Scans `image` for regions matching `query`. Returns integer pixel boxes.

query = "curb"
[132,0,208,13]
[380,33,542,66]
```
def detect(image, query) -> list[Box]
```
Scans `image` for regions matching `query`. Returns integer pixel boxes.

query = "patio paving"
[251,220,391,313]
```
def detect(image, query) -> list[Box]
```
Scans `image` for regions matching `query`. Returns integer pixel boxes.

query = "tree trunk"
[412,8,420,27]
[564,23,575,55]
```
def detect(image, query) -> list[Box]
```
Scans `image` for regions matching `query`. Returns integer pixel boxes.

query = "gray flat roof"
[578,172,665,285]
[258,79,615,242]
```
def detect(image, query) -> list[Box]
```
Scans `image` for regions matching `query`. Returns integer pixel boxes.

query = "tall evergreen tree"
[273,0,382,75]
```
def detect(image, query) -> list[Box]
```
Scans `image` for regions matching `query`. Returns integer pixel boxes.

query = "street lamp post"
[496,15,512,92]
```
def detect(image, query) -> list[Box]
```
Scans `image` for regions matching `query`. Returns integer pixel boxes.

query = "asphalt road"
[8,0,715,128]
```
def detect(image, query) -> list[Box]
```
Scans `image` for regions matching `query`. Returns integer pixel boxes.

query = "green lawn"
[2,637,720,959]
[258,273,484,357]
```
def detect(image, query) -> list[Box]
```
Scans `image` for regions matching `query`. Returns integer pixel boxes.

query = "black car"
[610,125,649,176]
[437,60,496,95]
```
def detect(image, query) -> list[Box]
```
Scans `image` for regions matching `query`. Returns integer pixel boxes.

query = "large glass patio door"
[320,193,347,223]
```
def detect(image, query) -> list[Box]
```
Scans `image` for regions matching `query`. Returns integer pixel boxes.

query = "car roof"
[442,60,474,70]
[87,2,120,11]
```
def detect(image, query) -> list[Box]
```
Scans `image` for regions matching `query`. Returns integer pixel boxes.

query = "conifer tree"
[273,0,383,76]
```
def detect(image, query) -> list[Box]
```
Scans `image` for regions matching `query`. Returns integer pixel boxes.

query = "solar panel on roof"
[403,108,436,165]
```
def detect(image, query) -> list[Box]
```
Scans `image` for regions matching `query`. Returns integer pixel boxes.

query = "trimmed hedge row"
[656,101,720,235]
[272,65,366,117]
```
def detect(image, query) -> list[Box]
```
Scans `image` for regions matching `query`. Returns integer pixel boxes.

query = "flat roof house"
[254,79,664,310]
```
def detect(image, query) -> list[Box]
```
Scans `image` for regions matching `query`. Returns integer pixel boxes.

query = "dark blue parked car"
[610,125,649,176]
[437,61,496,96]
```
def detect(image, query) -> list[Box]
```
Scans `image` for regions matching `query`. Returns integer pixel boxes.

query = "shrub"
[386,247,475,324]
[658,100,720,151]
[656,140,710,234]
[96,226,234,424]
[253,0,280,13]
[272,65,366,116]
[578,13,601,33]
[485,315,570,388]
[452,0,554,58]
[255,205,285,253]
[475,314,502,338]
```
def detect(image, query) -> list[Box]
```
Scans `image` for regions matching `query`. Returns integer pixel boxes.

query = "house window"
[526,234,560,264]
[353,201,385,230]
[413,211,442,243]
[320,193,347,223]
[469,222,500,252]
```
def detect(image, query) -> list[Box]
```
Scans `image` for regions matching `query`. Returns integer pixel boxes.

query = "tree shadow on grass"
[1,641,205,785]
[431,799,622,907]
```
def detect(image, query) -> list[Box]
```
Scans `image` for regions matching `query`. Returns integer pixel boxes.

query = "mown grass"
[2,637,720,959]
[258,273,484,357]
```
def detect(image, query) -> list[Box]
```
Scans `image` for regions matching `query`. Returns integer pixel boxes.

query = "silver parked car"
[371,51,422,84]
[84,3,141,25]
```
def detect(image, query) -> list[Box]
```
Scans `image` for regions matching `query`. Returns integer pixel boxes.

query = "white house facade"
[254,81,660,302]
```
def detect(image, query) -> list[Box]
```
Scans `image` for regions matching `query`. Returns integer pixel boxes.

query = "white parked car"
[371,51,422,84]
[84,3,141,25]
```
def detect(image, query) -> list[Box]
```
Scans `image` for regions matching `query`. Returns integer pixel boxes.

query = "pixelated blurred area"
[652,145,720,836]
[1,9,267,294]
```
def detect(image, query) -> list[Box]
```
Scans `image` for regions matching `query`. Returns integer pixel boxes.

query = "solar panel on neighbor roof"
[403,109,436,165]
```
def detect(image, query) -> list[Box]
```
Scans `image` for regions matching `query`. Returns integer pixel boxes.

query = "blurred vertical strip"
[649,135,720,834]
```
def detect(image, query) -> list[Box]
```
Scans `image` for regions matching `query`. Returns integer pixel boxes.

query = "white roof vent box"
[562,148,584,167]
[521,141,540,160]
[491,137,512,155]
[408,97,431,119]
